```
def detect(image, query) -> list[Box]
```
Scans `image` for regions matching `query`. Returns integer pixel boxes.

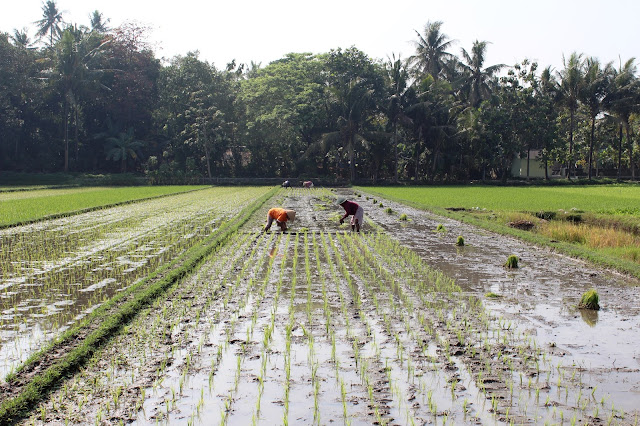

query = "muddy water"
[358,190,640,417]
[20,189,640,425]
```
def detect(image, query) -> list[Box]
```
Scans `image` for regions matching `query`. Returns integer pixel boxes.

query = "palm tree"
[54,27,110,172]
[604,58,638,180]
[10,28,33,48]
[385,54,411,182]
[34,0,64,47]
[457,40,505,108]
[579,57,612,179]
[557,52,584,180]
[89,11,110,33]
[409,21,455,81]
[105,128,145,173]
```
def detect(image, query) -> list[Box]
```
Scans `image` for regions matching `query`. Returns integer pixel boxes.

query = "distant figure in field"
[282,180,291,188]
[264,208,296,232]
[337,197,363,232]
[303,181,314,188]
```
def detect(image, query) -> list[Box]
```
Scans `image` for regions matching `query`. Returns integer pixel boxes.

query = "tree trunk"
[588,115,595,179]
[203,124,212,179]
[414,127,422,182]
[526,147,531,180]
[567,108,574,180]
[393,120,398,183]
[626,124,635,180]
[617,124,623,181]
[64,100,69,173]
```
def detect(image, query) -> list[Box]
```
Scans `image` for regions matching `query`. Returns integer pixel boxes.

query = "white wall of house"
[510,150,555,178]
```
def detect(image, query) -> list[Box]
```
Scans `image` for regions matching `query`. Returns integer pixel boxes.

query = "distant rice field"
[361,185,640,216]
[0,186,207,226]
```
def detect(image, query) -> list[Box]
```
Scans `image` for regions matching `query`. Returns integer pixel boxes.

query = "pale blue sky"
[3,0,638,72]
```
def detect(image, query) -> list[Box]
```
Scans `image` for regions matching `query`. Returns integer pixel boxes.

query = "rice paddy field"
[0,185,638,425]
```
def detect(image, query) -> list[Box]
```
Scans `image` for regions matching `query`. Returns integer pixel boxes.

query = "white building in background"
[510,149,562,178]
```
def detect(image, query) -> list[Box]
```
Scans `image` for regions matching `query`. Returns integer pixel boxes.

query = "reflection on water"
[579,308,599,327]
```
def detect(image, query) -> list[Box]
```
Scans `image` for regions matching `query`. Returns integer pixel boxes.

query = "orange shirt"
[268,208,289,222]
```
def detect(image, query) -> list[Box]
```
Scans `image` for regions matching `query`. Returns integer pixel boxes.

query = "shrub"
[534,211,557,220]
[455,236,464,246]
[504,255,519,268]
[578,289,600,310]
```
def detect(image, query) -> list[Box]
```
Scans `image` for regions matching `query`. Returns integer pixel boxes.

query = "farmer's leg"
[354,218,360,232]
[264,215,274,231]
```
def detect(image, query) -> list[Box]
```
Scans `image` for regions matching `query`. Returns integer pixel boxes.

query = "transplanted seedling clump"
[455,236,464,246]
[504,255,519,268]
[578,289,600,310]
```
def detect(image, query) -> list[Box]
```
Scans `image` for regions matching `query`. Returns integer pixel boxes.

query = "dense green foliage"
[1,6,639,182]
[363,185,640,215]
[0,185,204,226]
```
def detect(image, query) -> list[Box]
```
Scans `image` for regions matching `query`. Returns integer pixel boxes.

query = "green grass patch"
[0,186,206,227]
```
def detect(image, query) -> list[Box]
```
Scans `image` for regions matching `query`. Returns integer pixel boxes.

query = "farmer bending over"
[337,197,363,232]
[264,208,296,232]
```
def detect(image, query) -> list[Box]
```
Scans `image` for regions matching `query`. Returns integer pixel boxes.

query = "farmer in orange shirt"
[264,208,296,232]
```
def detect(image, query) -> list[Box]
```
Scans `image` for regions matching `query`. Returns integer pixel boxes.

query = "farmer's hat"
[285,210,296,221]
[336,196,347,205]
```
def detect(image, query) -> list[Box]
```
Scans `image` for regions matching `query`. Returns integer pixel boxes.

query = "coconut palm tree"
[10,28,33,49]
[89,11,110,33]
[557,52,584,180]
[409,21,455,81]
[457,40,506,108]
[54,26,110,172]
[579,57,612,179]
[105,127,145,173]
[385,54,411,182]
[34,0,64,47]
[604,58,639,180]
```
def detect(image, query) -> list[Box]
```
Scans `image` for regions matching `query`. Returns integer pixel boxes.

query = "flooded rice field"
[17,188,639,425]
[0,187,269,377]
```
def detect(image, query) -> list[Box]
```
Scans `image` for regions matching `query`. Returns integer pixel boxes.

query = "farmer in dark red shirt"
[337,197,364,232]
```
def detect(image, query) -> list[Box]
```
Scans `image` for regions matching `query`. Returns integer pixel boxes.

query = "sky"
[2,0,639,73]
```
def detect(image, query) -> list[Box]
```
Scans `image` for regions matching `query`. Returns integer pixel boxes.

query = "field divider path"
[0,187,277,424]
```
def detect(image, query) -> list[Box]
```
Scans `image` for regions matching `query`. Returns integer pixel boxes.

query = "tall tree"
[323,47,385,182]
[604,58,638,180]
[409,21,455,81]
[53,26,110,172]
[384,54,411,182]
[89,11,110,33]
[579,57,612,179]
[34,0,64,48]
[457,40,505,108]
[557,52,584,179]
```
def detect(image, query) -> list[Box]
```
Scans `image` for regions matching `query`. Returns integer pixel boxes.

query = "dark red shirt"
[341,200,359,215]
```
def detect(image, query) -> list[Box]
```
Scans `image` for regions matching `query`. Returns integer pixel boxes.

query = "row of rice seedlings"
[0,188,271,375]
[25,229,265,424]
[335,231,456,424]
[362,231,612,423]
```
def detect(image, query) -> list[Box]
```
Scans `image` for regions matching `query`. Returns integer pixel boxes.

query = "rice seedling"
[436,223,446,232]
[455,236,464,246]
[578,289,600,310]
[504,255,519,269]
